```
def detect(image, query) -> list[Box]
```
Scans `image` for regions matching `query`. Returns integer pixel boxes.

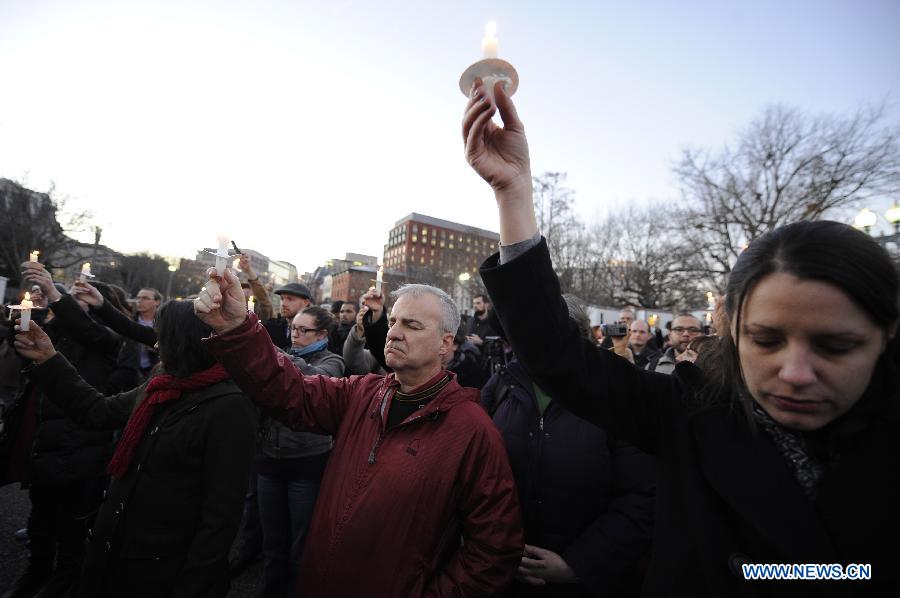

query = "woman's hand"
[20,263,61,303]
[70,281,104,307]
[462,79,538,245]
[14,321,57,364]
[193,268,248,334]
[462,79,532,197]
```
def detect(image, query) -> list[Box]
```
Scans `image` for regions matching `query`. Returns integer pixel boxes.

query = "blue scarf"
[289,338,328,357]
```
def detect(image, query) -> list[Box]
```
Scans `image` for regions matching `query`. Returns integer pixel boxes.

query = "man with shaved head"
[628,320,661,370]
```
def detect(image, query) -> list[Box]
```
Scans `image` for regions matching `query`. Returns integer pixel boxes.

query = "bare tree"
[577,207,705,310]
[0,179,91,289]
[532,172,586,292]
[675,104,900,284]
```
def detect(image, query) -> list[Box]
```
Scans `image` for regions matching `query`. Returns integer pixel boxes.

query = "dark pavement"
[0,483,261,597]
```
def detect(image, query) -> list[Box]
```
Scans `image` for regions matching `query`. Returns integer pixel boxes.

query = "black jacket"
[481,238,899,597]
[482,360,655,597]
[30,353,257,598]
[262,316,291,350]
[17,294,121,485]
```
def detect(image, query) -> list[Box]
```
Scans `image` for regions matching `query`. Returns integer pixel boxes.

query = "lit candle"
[19,292,34,332]
[375,264,384,295]
[705,311,713,324]
[233,258,240,270]
[29,250,40,263]
[80,262,92,283]
[216,233,229,278]
[248,296,255,313]
[481,20,498,58]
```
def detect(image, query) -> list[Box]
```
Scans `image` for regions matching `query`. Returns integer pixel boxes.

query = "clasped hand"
[193,268,249,334]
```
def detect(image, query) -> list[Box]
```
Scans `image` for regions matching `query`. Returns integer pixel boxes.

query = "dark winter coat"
[259,348,342,460]
[28,353,257,598]
[8,294,121,485]
[481,238,900,598]
[204,314,524,597]
[262,316,291,350]
[482,360,655,597]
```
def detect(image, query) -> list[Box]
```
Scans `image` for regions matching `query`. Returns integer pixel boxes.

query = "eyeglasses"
[291,325,322,335]
[672,327,702,334]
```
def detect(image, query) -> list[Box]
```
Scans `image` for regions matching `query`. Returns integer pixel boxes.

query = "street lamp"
[165,265,177,300]
[853,208,877,234]
[886,202,900,235]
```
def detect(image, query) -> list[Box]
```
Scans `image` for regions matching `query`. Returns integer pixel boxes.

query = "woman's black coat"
[480,238,898,598]
[29,353,258,598]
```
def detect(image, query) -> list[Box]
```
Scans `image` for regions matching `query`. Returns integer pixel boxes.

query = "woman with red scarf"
[13,300,257,598]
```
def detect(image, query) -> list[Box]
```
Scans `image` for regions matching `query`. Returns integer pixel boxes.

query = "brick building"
[383,213,500,277]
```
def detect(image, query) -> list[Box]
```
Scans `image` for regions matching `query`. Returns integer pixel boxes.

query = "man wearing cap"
[263,282,312,350]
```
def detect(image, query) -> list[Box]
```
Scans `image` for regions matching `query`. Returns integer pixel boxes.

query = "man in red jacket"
[194,269,523,597]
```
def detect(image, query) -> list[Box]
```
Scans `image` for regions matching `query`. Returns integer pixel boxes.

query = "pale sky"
[2,0,898,274]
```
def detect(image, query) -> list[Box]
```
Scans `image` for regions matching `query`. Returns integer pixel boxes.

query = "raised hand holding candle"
[216,233,230,278]
[375,265,384,295]
[6,291,36,332]
[80,263,92,283]
[29,250,40,263]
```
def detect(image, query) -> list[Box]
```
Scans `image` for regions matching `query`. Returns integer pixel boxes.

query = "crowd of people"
[0,78,897,597]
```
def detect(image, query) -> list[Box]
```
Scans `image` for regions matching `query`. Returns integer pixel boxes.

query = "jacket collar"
[371,370,469,427]
[691,406,839,563]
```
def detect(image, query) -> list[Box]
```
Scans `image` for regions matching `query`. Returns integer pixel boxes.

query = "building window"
[422,227,428,236]
[412,224,418,233]
[420,257,425,264]
[440,241,445,248]
[430,238,436,246]
[412,235,418,242]
[449,243,454,249]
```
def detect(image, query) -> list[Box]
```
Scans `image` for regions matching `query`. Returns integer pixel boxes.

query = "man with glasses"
[651,314,703,375]
[134,288,161,378]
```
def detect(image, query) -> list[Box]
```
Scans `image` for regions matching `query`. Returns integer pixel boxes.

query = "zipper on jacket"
[367,410,441,464]
[539,416,544,431]
[367,434,383,464]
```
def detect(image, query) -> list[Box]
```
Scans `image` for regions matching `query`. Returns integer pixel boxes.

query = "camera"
[601,322,629,338]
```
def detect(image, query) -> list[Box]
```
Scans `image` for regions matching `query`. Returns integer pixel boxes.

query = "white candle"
[481,20,499,58]
[20,292,33,332]
[216,233,229,277]
[375,265,384,295]
[29,250,39,263]
[706,291,716,311]
[248,296,255,313]
[80,262,92,283]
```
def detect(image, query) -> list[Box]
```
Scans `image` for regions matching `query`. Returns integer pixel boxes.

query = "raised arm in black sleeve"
[93,299,157,348]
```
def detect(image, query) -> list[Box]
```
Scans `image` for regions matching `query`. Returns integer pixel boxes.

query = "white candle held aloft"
[20,292,33,331]
[375,265,384,295]
[29,250,40,263]
[248,296,255,313]
[216,233,230,278]
[80,263,92,283]
[481,20,498,58]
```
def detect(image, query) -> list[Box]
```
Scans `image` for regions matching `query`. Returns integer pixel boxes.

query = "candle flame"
[24,291,31,301]
[485,20,497,36]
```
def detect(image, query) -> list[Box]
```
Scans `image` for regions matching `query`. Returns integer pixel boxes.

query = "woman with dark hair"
[465,80,899,595]
[12,300,257,598]
[256,305,342,597]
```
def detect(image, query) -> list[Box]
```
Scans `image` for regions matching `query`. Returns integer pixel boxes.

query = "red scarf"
[107,363,229,478]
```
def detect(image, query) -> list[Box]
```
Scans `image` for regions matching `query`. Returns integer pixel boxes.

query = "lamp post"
[457,272,471,318]
[853,208,877,234]
[165,265,177,300]
[887,202,900,235]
